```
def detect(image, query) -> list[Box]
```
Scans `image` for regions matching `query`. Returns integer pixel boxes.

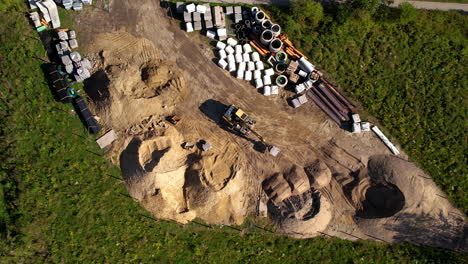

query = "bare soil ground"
[75,0,466,251]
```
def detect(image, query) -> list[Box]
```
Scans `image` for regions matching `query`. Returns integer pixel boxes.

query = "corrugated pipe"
[271,24,281,36]
[255,11,265,23]
[269,38,283,53]
[260,30,274,46]
[261,19,272,30]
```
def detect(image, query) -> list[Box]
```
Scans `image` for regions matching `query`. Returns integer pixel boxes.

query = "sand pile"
[118,124,249,224]
[262,162,333,237]
[85,32,188,131]
[351,155,466,250]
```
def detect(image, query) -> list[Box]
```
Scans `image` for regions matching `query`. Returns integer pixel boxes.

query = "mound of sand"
[352,155,466,250]
[262,163,333,236]
[86,32,188,131]
[304,159,332,189]
[118,124,249,224]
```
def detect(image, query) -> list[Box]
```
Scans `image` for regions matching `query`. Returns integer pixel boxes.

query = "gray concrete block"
[192,12,201,22]
[194,21,202,30]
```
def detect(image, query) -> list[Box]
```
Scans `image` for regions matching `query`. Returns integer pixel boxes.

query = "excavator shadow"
[199,99,265,153]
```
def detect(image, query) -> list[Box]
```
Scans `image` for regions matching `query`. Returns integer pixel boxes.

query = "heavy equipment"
[222,104,280,157]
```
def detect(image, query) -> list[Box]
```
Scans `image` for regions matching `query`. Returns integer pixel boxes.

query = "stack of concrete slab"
[291,94,308,108]
[29,12,42,28]
[213,6,225,28]
[234,6,242,23]
[203,4,213,29]
[33,0,61,28]
[186,3,215,31]
[54,30,92,82]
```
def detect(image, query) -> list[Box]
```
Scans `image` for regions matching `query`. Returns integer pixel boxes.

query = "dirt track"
[75,0,467,251]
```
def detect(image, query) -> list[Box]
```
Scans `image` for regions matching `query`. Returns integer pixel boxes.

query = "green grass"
[0,1,466,263]
[265,1,467,215]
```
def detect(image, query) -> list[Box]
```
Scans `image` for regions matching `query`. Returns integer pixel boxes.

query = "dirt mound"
[196,142,245,191]
[304,160,332,189]
[85,32,188,131]
[262,163,332,236]
[118,124,249,224]
[352,155,466,250]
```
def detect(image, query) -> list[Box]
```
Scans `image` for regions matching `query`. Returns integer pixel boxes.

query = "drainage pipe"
[269,38,283,53]
[260,30,274,46]
[275,51,287,62]
[276,75,288,87]
[275,63,287,73]
[251,7,259,15]
[261,19,272,30]
[271,24,281,37]
[255,11,265,23]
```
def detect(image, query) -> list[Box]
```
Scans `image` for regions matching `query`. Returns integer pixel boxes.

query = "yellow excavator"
[222,104,280,157]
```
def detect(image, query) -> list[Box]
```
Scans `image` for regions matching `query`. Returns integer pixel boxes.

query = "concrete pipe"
[235,44,243,54]
[275,51,287,62]
[255,11,265,23]
[251,52,261,62]
[260,30,274,46]
[235,53,243,63]
[269,38,283,53]
[271,24,281,36]
[253,25,262,34]
[245,19,251,28]
[216,41,227,50]
[261,19,272,30]
[218,59,228,69]
[275,63,287,73]
[245,71,252,81]
[276,75,288,87]
[251,7,259,15]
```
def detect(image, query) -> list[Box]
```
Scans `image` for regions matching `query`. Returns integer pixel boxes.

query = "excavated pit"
[356,182,405,218]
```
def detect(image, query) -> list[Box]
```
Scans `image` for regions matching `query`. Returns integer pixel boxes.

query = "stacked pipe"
[305,80,356,125]
[73,96,101,134]
[215,39,279,96]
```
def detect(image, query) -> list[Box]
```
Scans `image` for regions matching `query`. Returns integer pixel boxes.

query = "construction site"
[28,0,466,251]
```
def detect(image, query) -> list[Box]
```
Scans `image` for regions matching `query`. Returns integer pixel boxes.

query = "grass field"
[0,1,466,263]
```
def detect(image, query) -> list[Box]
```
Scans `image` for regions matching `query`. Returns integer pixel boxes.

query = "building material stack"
[55,30,92,82]
[215,38,278,96]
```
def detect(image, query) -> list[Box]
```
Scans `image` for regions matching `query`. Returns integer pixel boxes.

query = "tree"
[399,2,418,24]
[291,0,324,28]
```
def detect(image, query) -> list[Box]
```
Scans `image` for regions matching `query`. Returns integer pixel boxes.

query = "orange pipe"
[250,41,267,56]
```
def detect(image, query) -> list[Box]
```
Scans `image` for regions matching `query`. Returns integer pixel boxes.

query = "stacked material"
[372,126,399,155]
[215,39,279,96]
[55,30,92,82]
[44,63,73,103]
[30,0,61,28]
[184,3,217,35]
[73,96,101,134]
[57,0,92,10]
[291,94,308,108]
